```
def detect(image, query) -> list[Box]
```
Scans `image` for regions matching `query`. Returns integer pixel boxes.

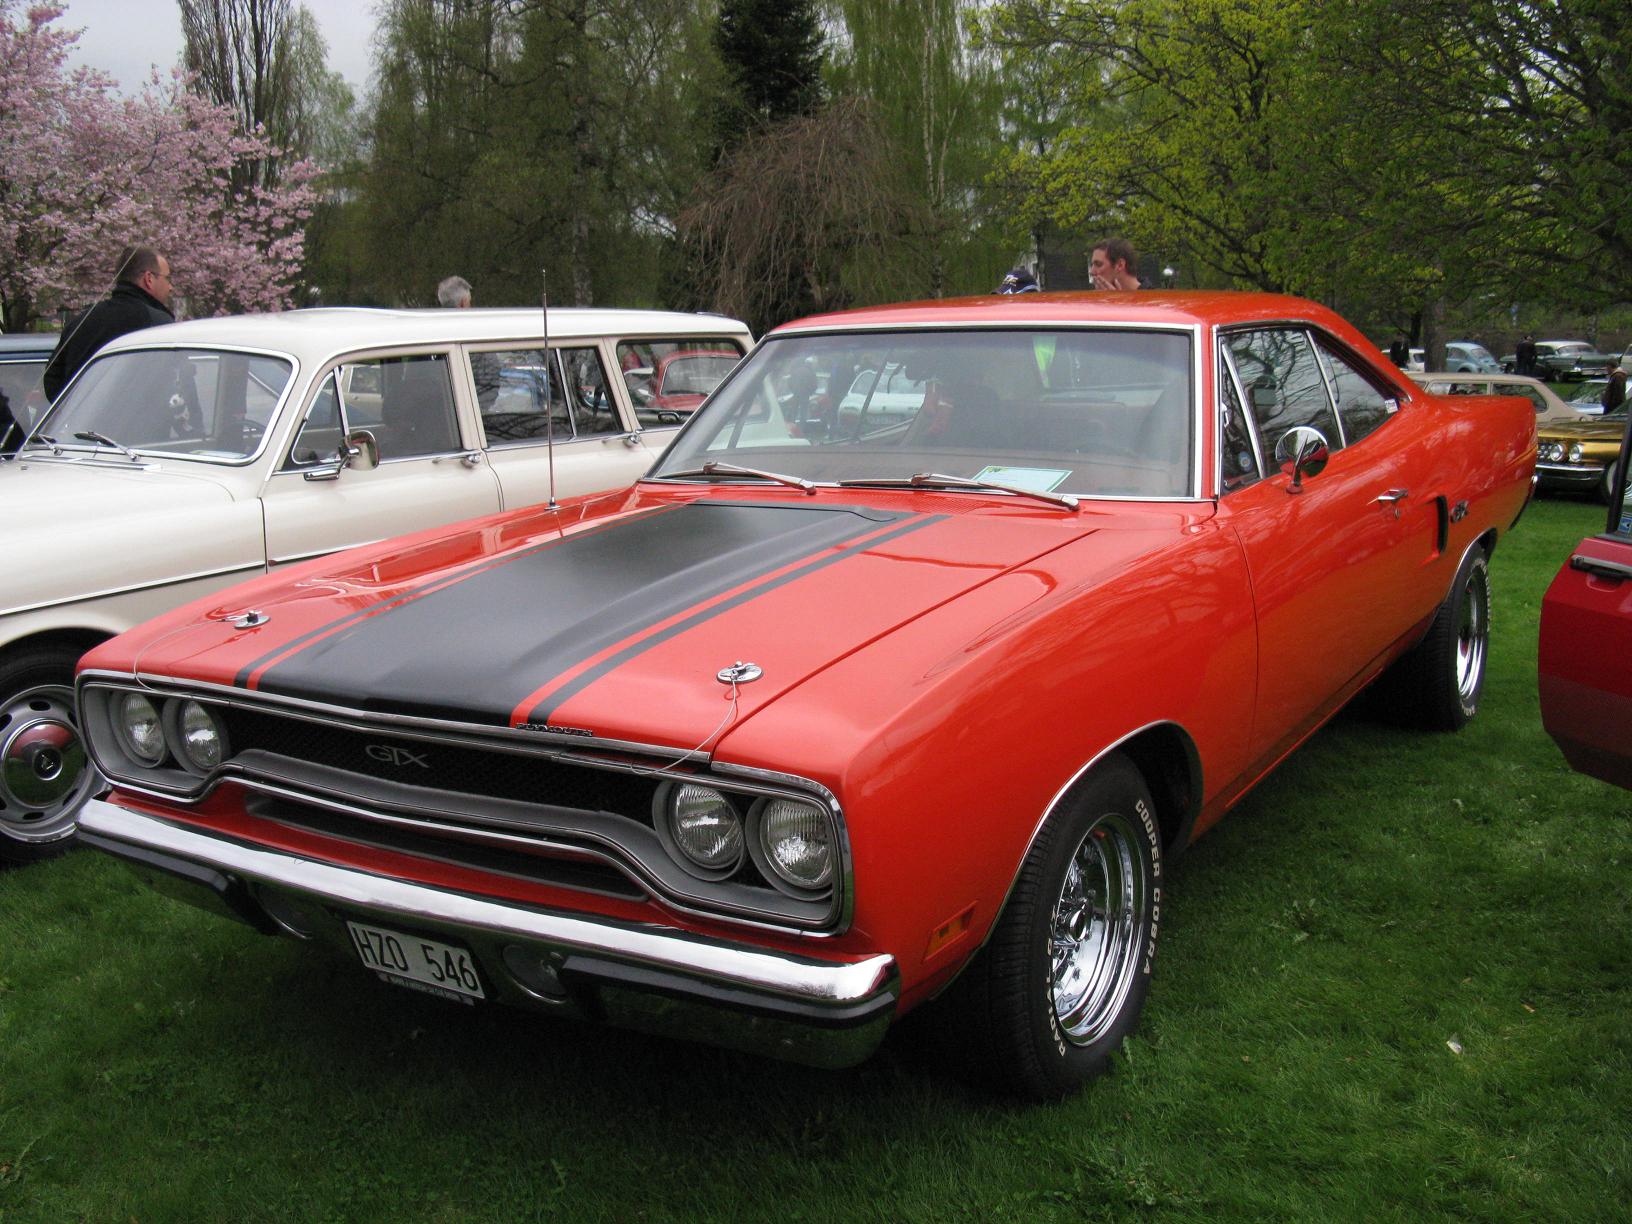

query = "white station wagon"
[0,306,751,861]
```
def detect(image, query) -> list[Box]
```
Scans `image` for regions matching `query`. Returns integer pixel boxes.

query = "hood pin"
[225,610,271,629]
[717,661,762,685]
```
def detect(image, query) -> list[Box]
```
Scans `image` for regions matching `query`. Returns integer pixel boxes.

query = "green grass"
[2,498,1628,1222]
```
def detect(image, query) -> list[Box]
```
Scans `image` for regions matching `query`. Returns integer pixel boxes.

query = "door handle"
[1570,554,1632,583]
[621,432,643,448]
[433,451,483,467]
[1373,488,1410,504]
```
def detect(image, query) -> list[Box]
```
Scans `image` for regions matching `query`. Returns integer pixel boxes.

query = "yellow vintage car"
[1536,407,1628,500]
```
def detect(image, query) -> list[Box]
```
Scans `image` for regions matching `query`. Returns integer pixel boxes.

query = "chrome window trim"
[1217,342,1267,485]
[78,671,854,935]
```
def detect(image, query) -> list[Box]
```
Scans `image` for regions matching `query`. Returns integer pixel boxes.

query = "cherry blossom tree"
[0,1,319,332]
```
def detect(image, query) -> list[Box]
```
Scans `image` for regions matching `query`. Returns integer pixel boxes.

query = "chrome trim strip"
[1,563,267,619]
[78,798,894,1009]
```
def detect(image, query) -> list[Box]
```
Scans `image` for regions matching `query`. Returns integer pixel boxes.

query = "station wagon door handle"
[1570,554,1632,583]
[621,432,643,448]
[433,451,483,468]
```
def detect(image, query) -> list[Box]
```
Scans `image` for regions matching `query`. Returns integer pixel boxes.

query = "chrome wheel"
[0,681,93,849]
[1454,562,1489,708]
[1049,810,1148,1046]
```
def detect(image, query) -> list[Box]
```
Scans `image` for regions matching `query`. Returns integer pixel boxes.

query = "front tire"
[0,644,98,864]
[941,754,1161,1099]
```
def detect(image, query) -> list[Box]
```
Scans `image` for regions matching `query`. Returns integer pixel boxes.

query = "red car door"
[1539,422,1632,790]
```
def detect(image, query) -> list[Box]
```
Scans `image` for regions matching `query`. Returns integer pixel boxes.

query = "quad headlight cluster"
[1541,441,1587,464]
[109,692,229,776]
[654,781,834,895]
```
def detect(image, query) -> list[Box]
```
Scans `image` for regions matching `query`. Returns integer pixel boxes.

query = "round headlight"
[173,700,227,773]
[658,783,743,877]
[1568,443,1584,463]
[751,798,833,892]
[114,692,167,766]
[1544,441,1564,462]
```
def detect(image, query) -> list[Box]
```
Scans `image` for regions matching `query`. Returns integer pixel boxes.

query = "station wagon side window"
[285,353,460,468]
[1226,328,1344,461]
[1313,339,1397,445]
[616,338,746,429]
[472,346,620,446]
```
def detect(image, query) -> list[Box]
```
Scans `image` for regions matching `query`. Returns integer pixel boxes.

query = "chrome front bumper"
[78,799,900,1069]
[1536,461,1606,490]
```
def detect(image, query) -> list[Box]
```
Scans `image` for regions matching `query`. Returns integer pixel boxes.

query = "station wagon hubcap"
[1049,811,1146,1045]
[1456,566,1489,705]
[0,684,91,842]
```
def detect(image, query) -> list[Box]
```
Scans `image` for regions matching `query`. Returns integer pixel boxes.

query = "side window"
[616,338,745,428]
[1219,355,1261,491]
[1314,340,1398,445]
[375,354,460,457]
[283,371,343,470]
[560,346,619,437]
[1225,328,1342,462]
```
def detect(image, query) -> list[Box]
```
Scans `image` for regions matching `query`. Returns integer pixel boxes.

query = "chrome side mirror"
[1274,425,1329,493]
[344,428,379,472]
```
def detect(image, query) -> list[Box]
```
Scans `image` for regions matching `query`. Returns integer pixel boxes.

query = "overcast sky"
[58,0,379,97]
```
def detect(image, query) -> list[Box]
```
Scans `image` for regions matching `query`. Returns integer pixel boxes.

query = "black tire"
[940,754,1161,1099]
[0,644,99,864]
[1400,547,1491,731]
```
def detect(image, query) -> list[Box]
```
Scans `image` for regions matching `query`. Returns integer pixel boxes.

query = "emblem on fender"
[365,744,430,768]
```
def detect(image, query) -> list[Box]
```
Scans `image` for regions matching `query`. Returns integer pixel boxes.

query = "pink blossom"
[0,1,319,330]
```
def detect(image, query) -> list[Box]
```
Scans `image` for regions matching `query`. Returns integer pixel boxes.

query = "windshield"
[652,328,1195,498]
[31,348,293,461]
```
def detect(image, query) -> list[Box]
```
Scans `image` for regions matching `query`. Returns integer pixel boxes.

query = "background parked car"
[1539,412,1632,791]
[1409,371,1587,426]
[1444,341,1501,373]
[75,290,1533,1099]
[0,333,54,455]
[1500,339,1616,380]
[1535,406,1628,500]
[0,306,750,863]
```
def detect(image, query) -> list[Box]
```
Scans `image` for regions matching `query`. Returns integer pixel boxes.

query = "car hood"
[0,458,258,617]
[94,489,1185,753]
[1539,415,1628,442]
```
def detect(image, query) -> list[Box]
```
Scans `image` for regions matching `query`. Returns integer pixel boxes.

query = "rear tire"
[0,644,98,864]
[939,754,1161,1099]
[1399,548,1490,731]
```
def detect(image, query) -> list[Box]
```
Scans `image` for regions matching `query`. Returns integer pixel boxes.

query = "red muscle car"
[74,292,1535,1098]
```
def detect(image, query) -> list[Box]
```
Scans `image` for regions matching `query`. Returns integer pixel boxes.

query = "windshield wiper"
[73,430,142,462]
[658,461,817,494]
[838,472,1079,511]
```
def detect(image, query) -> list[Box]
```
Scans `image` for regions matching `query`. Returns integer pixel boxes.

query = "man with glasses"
[43,245,176,401]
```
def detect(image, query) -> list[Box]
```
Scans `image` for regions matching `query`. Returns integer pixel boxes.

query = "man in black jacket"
[42,245,174,401]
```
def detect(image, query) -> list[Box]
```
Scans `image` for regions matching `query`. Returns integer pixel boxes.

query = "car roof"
[0,334,56,356]
[95,307,752,364]
[772,290,1368,336]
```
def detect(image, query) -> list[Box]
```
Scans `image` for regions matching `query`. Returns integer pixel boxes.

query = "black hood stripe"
[249,501,921,725]
[236,504,679,689]
[521,512,948,724]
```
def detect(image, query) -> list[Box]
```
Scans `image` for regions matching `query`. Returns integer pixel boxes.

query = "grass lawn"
[2,497,1628,1222]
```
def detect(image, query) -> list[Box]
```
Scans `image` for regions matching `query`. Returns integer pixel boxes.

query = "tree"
[713,0,825,142]
[0,1,319,331]
[826,0,1008,297]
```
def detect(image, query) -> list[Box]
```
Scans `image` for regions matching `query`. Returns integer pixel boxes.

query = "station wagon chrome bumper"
[78,798,900,1069]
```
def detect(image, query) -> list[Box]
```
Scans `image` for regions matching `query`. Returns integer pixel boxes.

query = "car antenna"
[541,266,559,512]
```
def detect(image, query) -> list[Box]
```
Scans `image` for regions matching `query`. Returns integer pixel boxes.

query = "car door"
[1539,420,1632,790]
[467,343,654,510]
[1218,326,1442,760]
[261,351,501,566]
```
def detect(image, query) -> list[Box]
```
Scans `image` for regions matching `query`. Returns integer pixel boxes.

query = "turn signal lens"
[114,693,166,766]
[754,798,833,890]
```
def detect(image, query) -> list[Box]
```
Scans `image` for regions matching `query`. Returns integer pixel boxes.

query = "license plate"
[346,921,485,1003]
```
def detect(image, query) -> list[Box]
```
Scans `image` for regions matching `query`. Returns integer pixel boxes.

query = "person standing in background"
[42,245,175,401]
[437,276,473,308]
